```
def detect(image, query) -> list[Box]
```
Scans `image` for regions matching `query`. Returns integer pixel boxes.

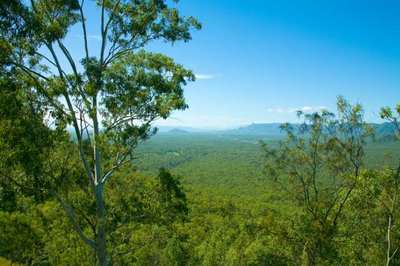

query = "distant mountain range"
[167,128,190,134]
[157,123,287,136]
[158,122,398,139]
[220,123,284,136]
[371,122,398,141]
[156,126,211,133]
[157,123,284,136]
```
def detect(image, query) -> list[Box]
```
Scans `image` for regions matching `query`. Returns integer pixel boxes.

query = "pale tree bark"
[93,93,109,265]
[95,183,108,266]
[387,214,393,266]
[386,192,398,266]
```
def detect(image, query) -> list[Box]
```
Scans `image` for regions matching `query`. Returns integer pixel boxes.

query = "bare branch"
[79,0,90,60]
[56,40,79,78]
[46,42,95,185]
[11,61,50,81]
[104,35,158,66]
[101,160,127,184]
[100,0,107,64]
[34,51,58,67]
[103,0,121,36]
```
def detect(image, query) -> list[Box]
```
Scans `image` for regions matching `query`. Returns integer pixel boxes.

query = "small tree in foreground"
[262,97,373,265]
[380,105,400,266]
[0,0,200,264]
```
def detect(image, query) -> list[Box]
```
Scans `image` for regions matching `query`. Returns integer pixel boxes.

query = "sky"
[60,0,400,129]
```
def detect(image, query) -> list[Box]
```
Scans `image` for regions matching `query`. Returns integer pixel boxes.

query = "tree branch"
[101,153,131,184]
[56,40,79,78]
[100,0,107,64]
[50,190,96,249]
[11,61,50,81]
[46,42,95,185]
[79,0,90,61]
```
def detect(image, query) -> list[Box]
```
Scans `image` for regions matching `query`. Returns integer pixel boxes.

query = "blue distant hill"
[222,122,398,139]
[70,123,398,140]
[220,123,285,136]
[167,128,190,134]
[156,126,210,133]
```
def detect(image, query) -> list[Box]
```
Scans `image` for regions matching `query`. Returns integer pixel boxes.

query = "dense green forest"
[3,99,400,265]
[1,0,400,265]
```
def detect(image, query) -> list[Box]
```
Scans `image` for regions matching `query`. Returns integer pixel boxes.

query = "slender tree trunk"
[386,189,398,266]
[95,183,108,266]
[386,214,392,266]
[93,95,109,266]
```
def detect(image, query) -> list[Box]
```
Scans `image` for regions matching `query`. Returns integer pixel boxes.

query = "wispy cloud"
[266,106,328,113]
[195,74,215,80]
[87,34,102,41]
[72,34,102,41]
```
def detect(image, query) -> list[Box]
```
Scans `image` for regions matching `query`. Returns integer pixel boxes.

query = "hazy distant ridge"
[220,123,284,136]
[158,122,398,139]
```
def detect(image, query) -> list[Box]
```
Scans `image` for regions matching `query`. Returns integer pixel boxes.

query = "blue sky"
[61,0,400,128]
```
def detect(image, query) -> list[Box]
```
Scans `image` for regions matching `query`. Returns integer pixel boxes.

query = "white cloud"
[72,34,102,41]
[87,34,102,41]
[195,74,214,80]
[266,106,328,113]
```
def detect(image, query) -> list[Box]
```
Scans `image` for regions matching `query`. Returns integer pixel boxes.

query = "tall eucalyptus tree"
[0,0,200,264]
